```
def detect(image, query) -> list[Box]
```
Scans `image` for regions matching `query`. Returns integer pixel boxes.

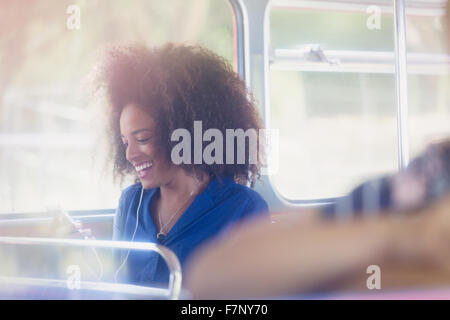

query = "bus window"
[267,1,449,201]
[406,13,450,158]
[0,0,234,214]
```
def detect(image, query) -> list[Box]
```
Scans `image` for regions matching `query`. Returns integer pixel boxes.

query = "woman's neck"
[159,169,211,205]
[153,170,212,233]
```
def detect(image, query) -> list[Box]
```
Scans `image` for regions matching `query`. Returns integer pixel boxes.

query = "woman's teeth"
[135,162,153,172]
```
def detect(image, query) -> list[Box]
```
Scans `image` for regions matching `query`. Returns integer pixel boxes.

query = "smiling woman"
[119,104,173,189]
[93,43,269,286]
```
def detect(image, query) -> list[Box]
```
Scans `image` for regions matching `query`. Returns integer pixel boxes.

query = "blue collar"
[145,176,236,243]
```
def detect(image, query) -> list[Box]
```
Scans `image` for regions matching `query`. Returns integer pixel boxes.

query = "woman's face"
[119,103,175,189]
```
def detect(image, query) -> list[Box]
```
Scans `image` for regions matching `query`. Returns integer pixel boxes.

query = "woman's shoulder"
[212,177,268,213]
[120,182,142,198]
[232,182,267,205]
[120,183,159,203]
[119,182,151,205]
[224,180,270,220]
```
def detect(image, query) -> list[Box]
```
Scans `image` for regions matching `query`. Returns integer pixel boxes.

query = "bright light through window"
[268,4,449,201]
[0,0,234,213]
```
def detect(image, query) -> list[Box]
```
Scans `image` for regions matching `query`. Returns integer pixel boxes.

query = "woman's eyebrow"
[120,129,152,138]
[131,129,152,135]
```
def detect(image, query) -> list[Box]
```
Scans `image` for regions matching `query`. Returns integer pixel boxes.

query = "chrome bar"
[271,0,447,16]
[0,217,53,226]
[229,0,252,89]
[67,214,115,220]
[0,236,182,299]
[0,214,114,226]
[229,0,289,211]
[0,276,169,298]
[271,48,450,75]
[229,0,247,80]
[394,0,410,169]
[0,208,115,217]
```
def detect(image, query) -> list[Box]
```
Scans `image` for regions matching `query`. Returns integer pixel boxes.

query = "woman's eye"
[137,137,151,143]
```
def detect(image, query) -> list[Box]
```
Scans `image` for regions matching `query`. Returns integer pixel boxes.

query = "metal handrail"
[271,0,447,16]
[0,214,114,227]
[394,0,410,170]
[271,48,450,75]
[0,208,115,218]
[0,236,182,300]
[0,276,169,298]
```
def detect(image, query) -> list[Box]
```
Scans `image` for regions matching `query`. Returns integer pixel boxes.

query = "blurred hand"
[389,194,450,268]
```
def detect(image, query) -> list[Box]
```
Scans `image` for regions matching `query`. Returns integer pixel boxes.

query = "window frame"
[228,0,449,210]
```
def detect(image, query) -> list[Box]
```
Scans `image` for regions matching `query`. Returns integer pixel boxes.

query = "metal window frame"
[228,0,442,209]
[271,49,450,75]
[271,0,447,16]
[394,0,410,170]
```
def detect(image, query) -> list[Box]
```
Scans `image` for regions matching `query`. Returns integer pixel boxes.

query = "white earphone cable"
[114,186,144,283]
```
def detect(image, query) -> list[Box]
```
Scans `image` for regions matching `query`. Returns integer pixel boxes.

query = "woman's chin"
[139,177,158,190]
[141,181,156,190]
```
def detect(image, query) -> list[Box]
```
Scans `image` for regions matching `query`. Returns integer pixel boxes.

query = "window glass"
[270,7,394,51]
[406,14,450,158]
[269,3,448,201]
[0,0,234,213]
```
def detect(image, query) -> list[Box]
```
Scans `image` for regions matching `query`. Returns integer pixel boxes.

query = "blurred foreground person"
[184,140,450,298]
[323,140,450,218]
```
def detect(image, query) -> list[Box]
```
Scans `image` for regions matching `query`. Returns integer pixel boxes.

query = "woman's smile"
[135,161,153,178]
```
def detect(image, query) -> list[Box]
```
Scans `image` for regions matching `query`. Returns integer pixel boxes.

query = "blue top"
[113,176,269,286]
